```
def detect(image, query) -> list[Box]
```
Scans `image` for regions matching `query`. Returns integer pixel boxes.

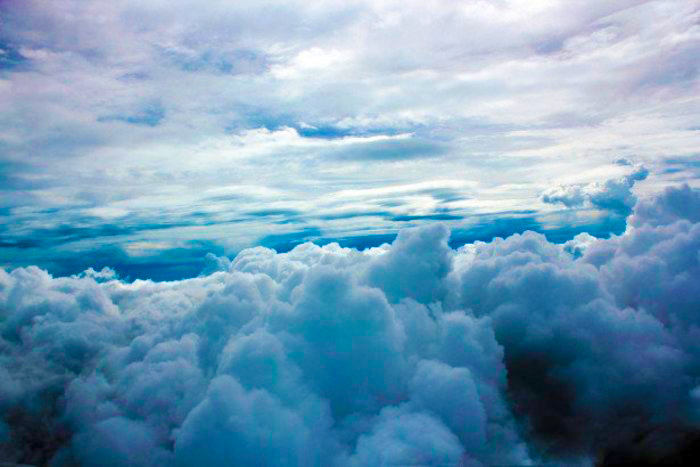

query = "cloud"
[367,223,452,304]
[630,183,700,227]
[325,137,450,161]
[174,375,329,467]
[347,406,466,466]
[542,183,588,208]
[97,102,166,127]
[2,0,700,270]
[542,165,649,215]
[2,184,700,465]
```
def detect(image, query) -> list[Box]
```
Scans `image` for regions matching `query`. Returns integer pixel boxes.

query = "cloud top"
[543,165,649,214]
[1,184,700,465]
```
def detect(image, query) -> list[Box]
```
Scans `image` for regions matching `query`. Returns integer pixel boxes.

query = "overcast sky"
[1,0,699,278]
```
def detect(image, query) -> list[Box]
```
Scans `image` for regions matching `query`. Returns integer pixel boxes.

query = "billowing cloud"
[630,182,700,227]
[542,165,649,214]
[1,184,700,465]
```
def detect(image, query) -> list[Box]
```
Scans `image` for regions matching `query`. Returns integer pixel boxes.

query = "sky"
[3,2,700,466]
[1,0,699,279]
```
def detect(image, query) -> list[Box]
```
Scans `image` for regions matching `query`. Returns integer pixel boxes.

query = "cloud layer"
[2,184,700,466]
[2,0,700,275]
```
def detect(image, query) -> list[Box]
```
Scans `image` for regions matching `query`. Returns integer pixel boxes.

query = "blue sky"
[1,0,700,279]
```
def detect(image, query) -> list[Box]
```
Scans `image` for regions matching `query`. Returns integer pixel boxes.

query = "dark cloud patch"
[98,103,165,127]
[327,138,450,161]
[0,41,27,71]
[296,125,360,140]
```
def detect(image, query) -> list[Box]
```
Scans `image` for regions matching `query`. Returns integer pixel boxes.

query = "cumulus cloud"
[543,165,649,215]
[1,184,700,465]
[630,183,700,227]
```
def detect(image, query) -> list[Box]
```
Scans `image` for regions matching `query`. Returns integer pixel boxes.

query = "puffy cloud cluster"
[543,165,649,215]
[2,184,700,466]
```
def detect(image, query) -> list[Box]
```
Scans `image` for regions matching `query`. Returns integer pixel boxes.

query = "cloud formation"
[1,0,699,273]
[542,165,649,214]
[2,184,700,465]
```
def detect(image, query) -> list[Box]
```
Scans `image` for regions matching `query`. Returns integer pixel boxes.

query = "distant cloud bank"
[2,184,700,465]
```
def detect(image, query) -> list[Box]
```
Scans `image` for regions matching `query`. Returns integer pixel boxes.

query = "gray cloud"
[630,183,700,227]
[543,165,649,214]
[325,138,451,161]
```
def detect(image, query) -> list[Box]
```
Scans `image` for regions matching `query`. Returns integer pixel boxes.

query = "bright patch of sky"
[1,0,699,278]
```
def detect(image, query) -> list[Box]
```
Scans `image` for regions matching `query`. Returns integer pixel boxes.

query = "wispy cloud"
[1,0,699,273]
